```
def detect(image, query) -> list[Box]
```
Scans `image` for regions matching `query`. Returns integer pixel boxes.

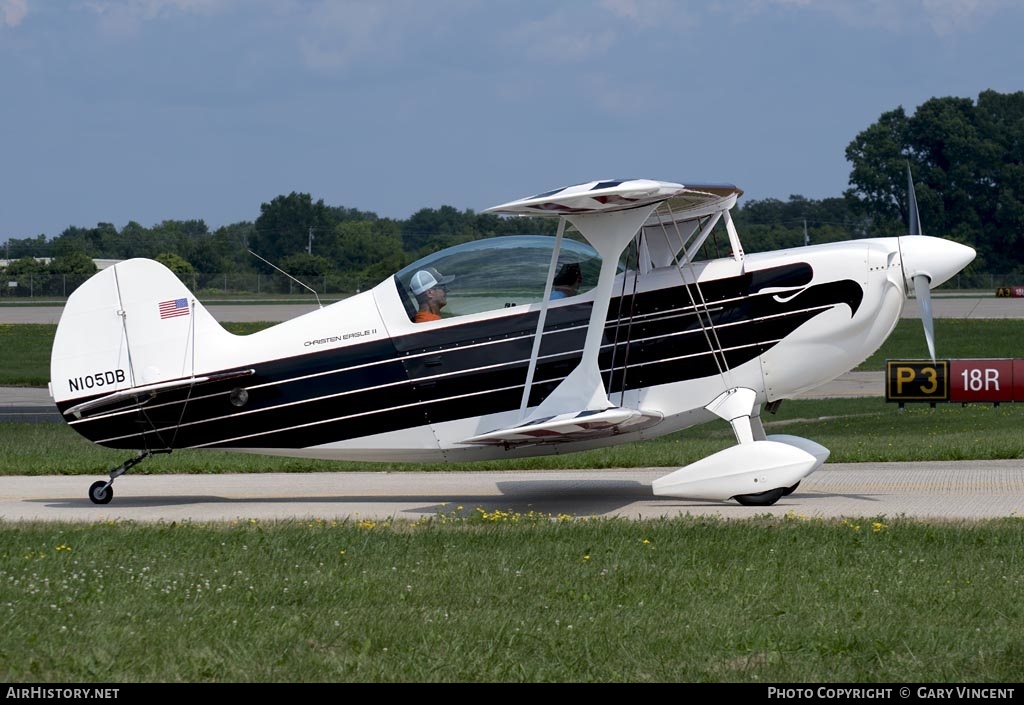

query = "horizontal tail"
[50,259,236,405]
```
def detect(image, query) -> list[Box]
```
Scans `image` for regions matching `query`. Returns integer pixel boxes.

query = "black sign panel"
[885,360,949,402]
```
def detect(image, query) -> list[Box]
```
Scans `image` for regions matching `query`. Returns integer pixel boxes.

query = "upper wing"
[485,179,686,215]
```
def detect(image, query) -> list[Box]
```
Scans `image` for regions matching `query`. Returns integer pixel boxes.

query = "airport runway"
[1,298,1021,524]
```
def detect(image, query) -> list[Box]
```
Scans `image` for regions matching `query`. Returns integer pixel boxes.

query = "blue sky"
[1,0,1022,242]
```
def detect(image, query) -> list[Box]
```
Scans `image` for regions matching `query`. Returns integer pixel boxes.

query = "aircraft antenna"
[247,250,323,309]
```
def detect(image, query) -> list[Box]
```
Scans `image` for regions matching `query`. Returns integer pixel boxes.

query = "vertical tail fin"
[50,259,236,404]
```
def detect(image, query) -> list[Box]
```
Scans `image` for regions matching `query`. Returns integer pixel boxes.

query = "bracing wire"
[657,201,732,386]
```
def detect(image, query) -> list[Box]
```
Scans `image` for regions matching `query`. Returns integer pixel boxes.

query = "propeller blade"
[907,162,934,359]
[907,162,922,236]
[913,273,935,362]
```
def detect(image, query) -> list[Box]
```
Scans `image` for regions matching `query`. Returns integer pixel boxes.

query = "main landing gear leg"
[88,449,171,505]
[711,391,785,506]
[651,388,824,506]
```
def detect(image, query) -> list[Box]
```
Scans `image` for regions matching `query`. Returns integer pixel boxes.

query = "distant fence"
[0,271,371,299]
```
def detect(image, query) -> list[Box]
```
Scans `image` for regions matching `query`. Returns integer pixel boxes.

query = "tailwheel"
[85,449,170,505]
[733,486,786,507]
[89,481,113,505]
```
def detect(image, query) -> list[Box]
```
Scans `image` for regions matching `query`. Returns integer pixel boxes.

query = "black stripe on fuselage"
[59,263,862,450]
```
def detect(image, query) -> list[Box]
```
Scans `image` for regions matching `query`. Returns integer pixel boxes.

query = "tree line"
[3,90,1022,293]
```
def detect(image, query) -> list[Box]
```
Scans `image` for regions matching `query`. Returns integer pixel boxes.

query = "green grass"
[863,319,1024,368]
[1,515,1022,683]
[0,324,58,386]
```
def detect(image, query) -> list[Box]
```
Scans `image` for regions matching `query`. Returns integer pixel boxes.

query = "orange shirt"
[414,310,441,323]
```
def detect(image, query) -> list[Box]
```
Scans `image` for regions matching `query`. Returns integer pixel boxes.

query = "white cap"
[410,267,455,295]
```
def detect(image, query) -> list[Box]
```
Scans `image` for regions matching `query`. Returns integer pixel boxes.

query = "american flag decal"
[158,298,190,319]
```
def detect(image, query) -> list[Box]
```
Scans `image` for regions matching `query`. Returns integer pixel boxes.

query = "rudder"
[50,259,235,404]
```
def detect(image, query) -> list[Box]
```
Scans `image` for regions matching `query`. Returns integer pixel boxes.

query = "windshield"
[394,235,606,321]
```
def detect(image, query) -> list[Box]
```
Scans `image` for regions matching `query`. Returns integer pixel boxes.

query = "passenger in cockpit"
[550,262,582,300]
[411,267,455,322]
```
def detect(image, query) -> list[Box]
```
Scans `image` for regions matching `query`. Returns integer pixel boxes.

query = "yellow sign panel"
[885,360,949,401]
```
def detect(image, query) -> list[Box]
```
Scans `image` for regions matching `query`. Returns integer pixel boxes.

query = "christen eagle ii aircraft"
[50,178,975,506]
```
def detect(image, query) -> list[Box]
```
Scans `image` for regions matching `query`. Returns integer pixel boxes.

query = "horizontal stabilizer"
[65,368,254,420]
[461,407,664,447]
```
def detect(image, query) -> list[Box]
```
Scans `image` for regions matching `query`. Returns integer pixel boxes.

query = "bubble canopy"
[393,235,611,319]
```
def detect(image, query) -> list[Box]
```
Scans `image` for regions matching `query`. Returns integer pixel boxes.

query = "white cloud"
[756,0,1011,36]
[600,0,699,31]
[83,0,236,38]
[920,0,1004,35]
[294,2,401,72]
[508,15,617,64]
[1,0,28,28]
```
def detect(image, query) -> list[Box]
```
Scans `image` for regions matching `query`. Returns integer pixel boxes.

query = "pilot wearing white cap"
[411,267,455,322]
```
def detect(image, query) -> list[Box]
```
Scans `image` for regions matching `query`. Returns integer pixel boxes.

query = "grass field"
[1,515,1022,683]
[1,317,1022,683]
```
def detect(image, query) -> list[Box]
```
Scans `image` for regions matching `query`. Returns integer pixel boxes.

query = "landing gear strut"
[87,449,171,505]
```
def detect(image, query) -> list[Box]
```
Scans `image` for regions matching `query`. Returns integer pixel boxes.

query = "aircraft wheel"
[782,482,800,496]
[89,481,113,505]
[734,487,786,507]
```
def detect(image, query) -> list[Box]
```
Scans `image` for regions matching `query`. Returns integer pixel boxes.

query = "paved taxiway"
[2,297,1021,523]
[1,462,1022,523]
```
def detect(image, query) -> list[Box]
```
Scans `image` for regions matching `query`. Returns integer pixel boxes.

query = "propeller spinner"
[899,163,975,362]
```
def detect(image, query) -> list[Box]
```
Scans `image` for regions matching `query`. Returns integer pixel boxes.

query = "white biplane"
[49,177,975,506]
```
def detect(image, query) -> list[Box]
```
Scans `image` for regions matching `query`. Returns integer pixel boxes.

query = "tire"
[734,487,786,506]
[89,481,113,505]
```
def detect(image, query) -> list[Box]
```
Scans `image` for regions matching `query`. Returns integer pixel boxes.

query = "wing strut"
[519,204,663,422]
[518,217,567,419]
[608,231,644,405]
[462,204,668,448]
[464,179,690,447]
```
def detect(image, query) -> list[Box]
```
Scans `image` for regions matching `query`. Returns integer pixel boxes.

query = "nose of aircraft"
[897,234,976,363]
[898,235,976,290]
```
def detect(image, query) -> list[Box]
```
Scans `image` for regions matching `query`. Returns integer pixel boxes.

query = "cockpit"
[388,182,747,325]
[393,235,608,322]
